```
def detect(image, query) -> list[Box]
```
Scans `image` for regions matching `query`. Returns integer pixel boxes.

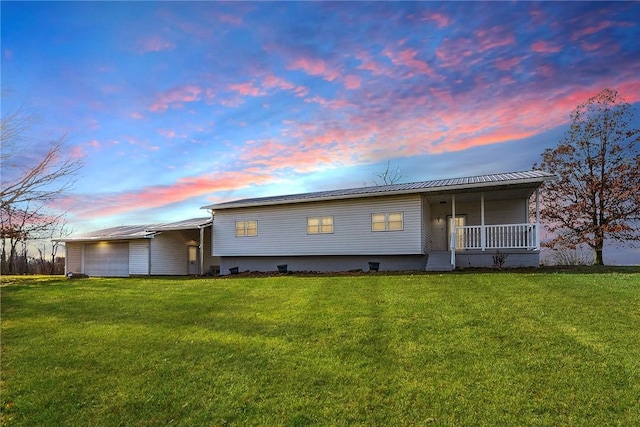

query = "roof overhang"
[54,234,156,243]
[146,217,212,232]
[54,217,213,243]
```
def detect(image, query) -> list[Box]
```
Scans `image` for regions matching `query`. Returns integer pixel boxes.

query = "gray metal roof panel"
[56,217,213,242]
[146,217,212,231]
[202,170,555,210]
[55,224,157,242]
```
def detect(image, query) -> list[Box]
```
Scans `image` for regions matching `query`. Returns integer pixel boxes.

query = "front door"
[447,215,466,251]
[188,245,199,275]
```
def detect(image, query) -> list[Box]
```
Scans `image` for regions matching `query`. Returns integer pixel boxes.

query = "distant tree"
[1,99,83,274]
[535,88,640,265]
[373,160,403,186]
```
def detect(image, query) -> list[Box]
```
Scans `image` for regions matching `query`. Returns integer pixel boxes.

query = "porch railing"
[454,223,539,251]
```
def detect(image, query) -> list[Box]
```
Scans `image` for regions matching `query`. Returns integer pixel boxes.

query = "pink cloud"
[356,51,395,77]
[344,75,362,90]
[157,129,186,139]
[263,74,295,91]
[62,169,280,220]
[384,47,438,79]
[149,85,203,112]
[228,75,306,99]
[495,57,522,71]
[421,11,452,28]
[435,38,476,69]
[531,41,562,53]
[474,26,516,53]
[304,96,353,110]
[4,49,14,60]
[580,40,611,52]
[69,145,86,160]
[130,112,144,120]
[288,56,341,81]
[238,139,290,162]
[572,21,614,40]
[229,81,264,96]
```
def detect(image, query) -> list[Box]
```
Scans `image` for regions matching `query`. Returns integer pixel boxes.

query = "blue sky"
[2,1,639,263]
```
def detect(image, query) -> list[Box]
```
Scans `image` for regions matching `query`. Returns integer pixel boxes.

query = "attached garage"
[84,242,129,277]
[56,218,219,277]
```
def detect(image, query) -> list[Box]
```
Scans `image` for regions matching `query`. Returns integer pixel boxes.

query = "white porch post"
[480,192,486,251]
[535,188,540,251]
[450,195,456,268]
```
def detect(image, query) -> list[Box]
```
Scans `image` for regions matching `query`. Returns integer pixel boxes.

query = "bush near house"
[2,271,639,426]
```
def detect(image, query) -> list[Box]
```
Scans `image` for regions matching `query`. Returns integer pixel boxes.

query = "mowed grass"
[1,271,639,426]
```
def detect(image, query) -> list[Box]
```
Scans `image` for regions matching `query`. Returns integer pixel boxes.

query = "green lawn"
[2,271,639,426]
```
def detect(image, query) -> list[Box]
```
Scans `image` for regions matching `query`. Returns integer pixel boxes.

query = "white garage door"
[85,242,129,277]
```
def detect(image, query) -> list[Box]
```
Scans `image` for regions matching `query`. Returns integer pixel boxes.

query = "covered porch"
[425,186,542,270]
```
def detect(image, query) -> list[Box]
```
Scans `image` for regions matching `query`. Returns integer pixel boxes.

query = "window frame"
[235,220,258,237]
[307,215,334,235]
[371,212,404,232]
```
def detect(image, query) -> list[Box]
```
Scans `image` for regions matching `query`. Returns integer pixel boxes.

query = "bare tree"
[1,137,82,209]
[1,99,83,274]
[535,88,640,265]
[373,160,404,186]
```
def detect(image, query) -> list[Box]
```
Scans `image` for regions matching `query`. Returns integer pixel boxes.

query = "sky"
[2,1,639,264]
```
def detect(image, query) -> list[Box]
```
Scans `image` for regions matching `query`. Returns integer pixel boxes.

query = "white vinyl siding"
[65,243,82,274]
[213,194,423,256]
[150,230,196,275]
[422,196,431,253]
[84,242,129,277]
[484,199,528,224]
[129,240,149,275]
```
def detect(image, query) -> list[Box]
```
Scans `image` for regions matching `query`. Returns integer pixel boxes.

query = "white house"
[202,170,555,273]
[56,218,220,277]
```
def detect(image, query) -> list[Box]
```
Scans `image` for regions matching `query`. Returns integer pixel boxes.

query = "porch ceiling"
[425,185,537,203]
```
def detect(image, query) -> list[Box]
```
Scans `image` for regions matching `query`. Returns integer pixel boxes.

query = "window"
[372,212,403,232]
[236,220,257,237]
[307,216,333,234]
[188,246,197,264]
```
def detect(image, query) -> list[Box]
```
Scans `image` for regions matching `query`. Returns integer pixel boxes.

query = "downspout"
[81,243,85,274]
[199,225,205,276]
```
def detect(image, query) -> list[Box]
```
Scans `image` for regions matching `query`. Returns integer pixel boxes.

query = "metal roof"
[55,224,157,242]
[146,217,212,231]
[202,170,555,211]
[55,217,212,242]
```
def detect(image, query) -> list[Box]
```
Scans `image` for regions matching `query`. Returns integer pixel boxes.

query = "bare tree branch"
[1,96,84,274]
[373,160,404,186]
